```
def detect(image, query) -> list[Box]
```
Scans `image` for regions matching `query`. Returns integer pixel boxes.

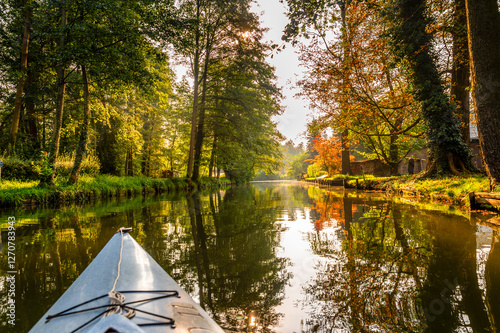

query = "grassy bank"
[307,173,493,208]
[0,175,230,207]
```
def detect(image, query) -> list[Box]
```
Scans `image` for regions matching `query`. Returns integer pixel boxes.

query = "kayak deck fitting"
[29,228,225,333]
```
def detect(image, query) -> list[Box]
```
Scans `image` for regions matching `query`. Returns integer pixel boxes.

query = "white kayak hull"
[29,230,225,333]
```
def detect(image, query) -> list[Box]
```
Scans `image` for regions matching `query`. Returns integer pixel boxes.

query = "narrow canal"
[1,181,499,332]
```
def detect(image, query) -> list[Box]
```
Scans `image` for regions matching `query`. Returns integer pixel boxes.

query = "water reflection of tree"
[3,185,499,333]
[0,212,111,332]
[486,231,500,330]
[146,186,292,332]
[252,182,313,222]
[304,199,429,332]
[182,188,292,332]
[0,195,174,332]
[302,192,497,333]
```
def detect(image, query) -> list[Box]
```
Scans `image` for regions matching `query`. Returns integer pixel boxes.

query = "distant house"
[397,122,483,175]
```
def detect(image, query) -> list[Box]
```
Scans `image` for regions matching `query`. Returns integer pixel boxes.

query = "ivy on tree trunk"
[386,0,475,176]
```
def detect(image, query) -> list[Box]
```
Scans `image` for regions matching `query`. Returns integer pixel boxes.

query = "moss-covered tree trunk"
[340,3,352,175]
[465,0,500,191]
[450,0,470,145]
[388,0,474,176]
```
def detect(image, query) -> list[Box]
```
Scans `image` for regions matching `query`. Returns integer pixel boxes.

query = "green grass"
[389,173,490,196]
[0,179,49,206]
[305,173,492,208]
[0,175,228,207]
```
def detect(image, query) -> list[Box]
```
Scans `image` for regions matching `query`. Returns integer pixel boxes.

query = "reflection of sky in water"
[273,208,343,332]
[476,224,493,303]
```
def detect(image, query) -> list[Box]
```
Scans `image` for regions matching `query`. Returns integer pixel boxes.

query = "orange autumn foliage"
[310,136,354,176]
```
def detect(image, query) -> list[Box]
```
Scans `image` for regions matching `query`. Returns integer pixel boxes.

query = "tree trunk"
[385,63,402,176]
[192,53,210,181]
[187,0,201,178]
[340,4,352,175]
[24,69,40,153]
[40,5,67,186]
[390,0,474,177]
[69,65,91,184]
[389,119,403,176]
[465,0,500,191]
[208,135,217,178]
[451,0,470,145]
[125,150,134,176]
[192,23,214,182]
[341,129,351,174]
[141,112,153,177]
[9,0,32,155]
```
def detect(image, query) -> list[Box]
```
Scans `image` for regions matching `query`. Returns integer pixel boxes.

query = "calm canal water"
[1,181,500,332]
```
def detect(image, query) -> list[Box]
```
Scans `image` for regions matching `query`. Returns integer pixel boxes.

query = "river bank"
[0,175,230,207]
[305,173,500,211]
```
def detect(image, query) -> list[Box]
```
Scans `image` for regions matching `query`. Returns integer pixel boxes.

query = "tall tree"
[286,1,422,175]
[339,2,352,175]
[385,0,475,176]
[8,0,32,155]
[68,64,89,184]
[40,2,68,186]
[465,0,500,190]
[179,0,282,182]
[283,0,354,175]
[185,0,201,179]
[207,26,283,183]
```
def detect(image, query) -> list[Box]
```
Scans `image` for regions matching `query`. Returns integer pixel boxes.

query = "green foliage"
[33,152,53,179]
[55,154,100,177]
[286,151,309,179]
[0,157,40,180]
[0,153,100,181]
[0,0,182,180]
[0,0,283,185]
[307,163,325,178]
[252,170,283,181]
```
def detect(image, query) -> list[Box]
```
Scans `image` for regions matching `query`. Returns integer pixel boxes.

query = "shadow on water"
[0,182,499,332]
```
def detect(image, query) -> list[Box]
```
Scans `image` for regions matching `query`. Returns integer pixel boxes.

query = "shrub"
[55,154,101,177]
[307,163,326,178]
[0,157,39,180]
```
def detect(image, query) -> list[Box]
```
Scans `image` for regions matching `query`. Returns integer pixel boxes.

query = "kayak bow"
[29,228,225,333]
